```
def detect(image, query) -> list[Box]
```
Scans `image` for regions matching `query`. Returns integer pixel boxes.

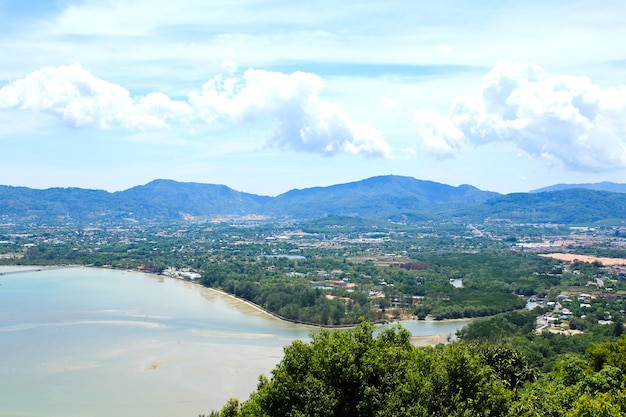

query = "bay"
[0,266,467,417]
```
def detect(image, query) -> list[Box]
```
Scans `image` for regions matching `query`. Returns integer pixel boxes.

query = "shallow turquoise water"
[0,266,467,417]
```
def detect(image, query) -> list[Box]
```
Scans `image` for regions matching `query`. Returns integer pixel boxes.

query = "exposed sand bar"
[539,253,626,266]
[411,334,450,346]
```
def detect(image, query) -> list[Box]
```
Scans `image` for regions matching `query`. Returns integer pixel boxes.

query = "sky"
[1,1,625,196]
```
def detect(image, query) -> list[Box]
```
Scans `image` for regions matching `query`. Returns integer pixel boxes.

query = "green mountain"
[1,176,625,224]
[0,185,115,221]
[269,175,499,219]
[114,179,271,218]
[472,189,626,224]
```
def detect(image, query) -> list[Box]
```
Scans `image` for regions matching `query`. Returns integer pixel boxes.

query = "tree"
[212,322,518,416]
[512,336,626,416]
[586,335,626,373]
[476,343,538,393]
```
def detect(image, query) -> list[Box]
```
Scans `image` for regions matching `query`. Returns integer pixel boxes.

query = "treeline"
[204,322,626,417]
[458,310,624,372]
[413,251,563,296]
[416,290,527,320]
[200,261,379,325]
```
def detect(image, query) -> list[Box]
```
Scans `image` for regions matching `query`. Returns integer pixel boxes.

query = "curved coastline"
[0,263,469,417]
[152,270,470,346]
[1,263,469,344]
[156,270,470,337]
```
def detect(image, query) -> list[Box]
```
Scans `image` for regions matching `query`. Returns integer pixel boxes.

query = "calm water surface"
[0,266,467,417]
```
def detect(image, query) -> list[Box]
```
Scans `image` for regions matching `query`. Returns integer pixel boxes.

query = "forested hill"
[270,175,499,219]
[117,180,272,218]
[1,175,625,224]
[531,181,626,193]
[450,188,626,224]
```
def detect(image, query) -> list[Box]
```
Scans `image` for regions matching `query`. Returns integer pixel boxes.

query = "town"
[2,215,624,330]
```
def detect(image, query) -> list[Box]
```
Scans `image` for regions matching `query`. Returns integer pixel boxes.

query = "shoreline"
[195,282,472,333]
[203,286,318,325]
[1,263,469,344]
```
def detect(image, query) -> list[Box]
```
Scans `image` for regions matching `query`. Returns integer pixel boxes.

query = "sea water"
[0,266,467,417]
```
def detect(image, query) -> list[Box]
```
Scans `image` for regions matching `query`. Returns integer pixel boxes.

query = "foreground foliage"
[205,323,626,417]
[458,310,625,372]
[206,323,525,416]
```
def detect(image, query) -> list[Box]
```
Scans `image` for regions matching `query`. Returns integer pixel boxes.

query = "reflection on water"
[0,266,467,417]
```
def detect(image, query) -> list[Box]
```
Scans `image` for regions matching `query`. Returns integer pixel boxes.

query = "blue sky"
[1,0,625,196]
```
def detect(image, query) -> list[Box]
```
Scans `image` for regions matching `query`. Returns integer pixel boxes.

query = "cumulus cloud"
[413,109,465,158]
[0,63,190,129]
[0,64,389,158]
[416,61,626,170]
[188,69,390,157]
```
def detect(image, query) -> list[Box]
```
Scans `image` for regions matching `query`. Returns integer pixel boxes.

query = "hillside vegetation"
[2,175,625,224]
[205,322,626,417]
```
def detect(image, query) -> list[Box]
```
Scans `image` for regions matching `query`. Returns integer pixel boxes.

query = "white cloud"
[417,61,626,170]
[188,69,390,158]
[0,63,190,129]
[0,63,389,158]
[414,109,465,158]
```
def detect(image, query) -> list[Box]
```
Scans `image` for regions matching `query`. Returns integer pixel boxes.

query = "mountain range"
[1,175,625,225]
[531,182,626,194]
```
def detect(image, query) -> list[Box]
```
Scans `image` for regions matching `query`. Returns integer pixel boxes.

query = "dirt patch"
[539,253,626,266]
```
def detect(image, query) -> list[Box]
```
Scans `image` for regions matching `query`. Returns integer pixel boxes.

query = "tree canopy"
[205,323,626,417]
[206,322,534,416]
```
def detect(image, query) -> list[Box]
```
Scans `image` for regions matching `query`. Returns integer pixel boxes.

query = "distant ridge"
[531,182,626,194]
[270,175,500,219]
[116,179,272,217]
[1,175,626,224]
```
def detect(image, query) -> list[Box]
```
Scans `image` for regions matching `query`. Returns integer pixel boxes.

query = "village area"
[2,215,625,331]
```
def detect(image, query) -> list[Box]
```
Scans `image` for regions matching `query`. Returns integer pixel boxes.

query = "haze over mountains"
[1,175,625,224]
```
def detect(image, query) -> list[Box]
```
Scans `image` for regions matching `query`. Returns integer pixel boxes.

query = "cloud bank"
[4,61,625,169]
[0,63,190,129]
[189,69,389,157]
[415,61,626,170]
[0,63,389,158]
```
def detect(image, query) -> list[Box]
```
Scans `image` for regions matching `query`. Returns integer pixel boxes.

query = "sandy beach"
[207,286,468,346]
[202,286,290,320]
[410,333,451,346]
